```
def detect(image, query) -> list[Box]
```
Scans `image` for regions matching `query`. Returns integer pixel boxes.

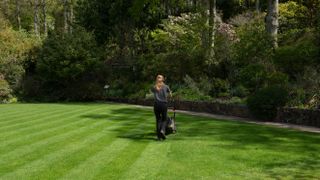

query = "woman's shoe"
[160,130,166,140]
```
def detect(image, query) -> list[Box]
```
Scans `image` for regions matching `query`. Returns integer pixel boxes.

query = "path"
[134,105,320,134]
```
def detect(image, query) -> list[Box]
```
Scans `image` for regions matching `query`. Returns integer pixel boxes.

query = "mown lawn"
[0,103,319,180]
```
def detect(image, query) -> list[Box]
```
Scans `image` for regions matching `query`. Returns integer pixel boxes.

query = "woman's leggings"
[154,101,168,138]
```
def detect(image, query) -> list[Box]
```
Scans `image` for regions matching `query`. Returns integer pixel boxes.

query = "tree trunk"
[34,0,40,36]
[200,0,208,49]
[3,0,9,17]
[266,0,279,48]
[41,0,47,36]
[63,0,68,33]
[256,0,260,12]
[245,0,250,9]
[68,0,73,33]
[16,0,22,31]
[208,0,216,61]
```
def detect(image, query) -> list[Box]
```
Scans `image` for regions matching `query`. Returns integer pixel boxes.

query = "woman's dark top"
[151,84,171,103]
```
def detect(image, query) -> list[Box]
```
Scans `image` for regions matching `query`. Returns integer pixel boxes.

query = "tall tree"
[68,0,73,33]
[63,0,68,33]
[3,0,9,17]
[255,0,260,12]
[33,0,40,36]
[41,0,47,36]
[16,0,22,31]
[266,0,279,48]
[208,0,216,61]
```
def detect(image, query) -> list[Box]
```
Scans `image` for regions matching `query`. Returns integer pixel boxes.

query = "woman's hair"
[156,74,165,82]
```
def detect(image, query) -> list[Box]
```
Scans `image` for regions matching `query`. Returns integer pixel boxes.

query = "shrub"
[209,78,230,97]
[274,32,318,78]
[266,72,289,87]
[230,85,249,98]
[0,23,40,92]
[278,1,308,32]
[138,13,207,82]
[291,66,320,108]
[237,64,268,92]
[247,86,289,120]
[32,27,107,101]
[231,14,274,66]
[174,88,211,101]
[0,78,12,103]
[287,88,307,108]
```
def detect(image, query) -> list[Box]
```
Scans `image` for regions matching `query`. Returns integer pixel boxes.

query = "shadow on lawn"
[82,107,320,178]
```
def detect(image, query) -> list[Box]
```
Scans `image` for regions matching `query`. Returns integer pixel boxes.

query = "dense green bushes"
[0,16,40,102]
[0,77,11,103]
[247,86,289,120]
[138,13,207,82]
[231,15,273,66]
[274,32,319,78]
[22,28,109,101]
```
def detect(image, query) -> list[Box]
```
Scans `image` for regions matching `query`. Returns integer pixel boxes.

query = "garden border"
[106,98,320,128]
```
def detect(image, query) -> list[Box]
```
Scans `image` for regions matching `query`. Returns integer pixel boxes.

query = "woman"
[151,75,172,141]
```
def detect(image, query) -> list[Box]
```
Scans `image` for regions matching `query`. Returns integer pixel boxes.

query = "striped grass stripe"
[60,139,131,180]
[0,107,109,154]
[0,118,111,175]
[0,108,42,119]
[0,104,99,126]
[0,107,95,138]
[0,122,114,179]
[35,120,152,180]
[0,107,62,124]
[0,104,42,114]
[1,117,150,179]
[0,104,82,123]
[0,111,147,172]
[93,140,150,180]
[119,142,170,180]
[92,120,153,180]
[0,107,115,158]
[0,105,101,133]
[0,103,103,122]
[0,108,69,128]
[0,103,69,118]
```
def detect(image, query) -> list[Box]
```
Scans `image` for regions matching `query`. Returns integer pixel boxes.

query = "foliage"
[291,66,320,108]
[209,78,230,98]
[278,1,309,44]
[237,64,268,92]
[75,0,162,44]
[266,71,289,87]
[1,0,320,111]
[230,85,249,98]
[0,18,40,99]
[0,77,12,103]
[29,28,107,101]
[170,75,213,101]
[138,13,207,82]
[278,1,308,32]
[174,88,212,101]
[274,32,319,78]
[247,86,289,120]
[231,14,274,66]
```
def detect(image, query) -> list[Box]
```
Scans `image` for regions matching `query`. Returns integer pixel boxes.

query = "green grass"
[0,103,319,180]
